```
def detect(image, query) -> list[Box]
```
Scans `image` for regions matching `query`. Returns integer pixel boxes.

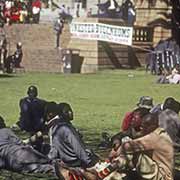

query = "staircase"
[4,23,70,73]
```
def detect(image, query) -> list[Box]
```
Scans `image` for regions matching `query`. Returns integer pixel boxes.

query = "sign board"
[70,22,133,46]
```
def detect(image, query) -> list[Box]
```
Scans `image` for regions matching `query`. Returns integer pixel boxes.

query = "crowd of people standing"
[0,0,42,25]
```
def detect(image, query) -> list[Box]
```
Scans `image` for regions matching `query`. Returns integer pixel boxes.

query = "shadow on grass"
[0,74,16,78]
[80,128,112,158]
[0,170,58,180]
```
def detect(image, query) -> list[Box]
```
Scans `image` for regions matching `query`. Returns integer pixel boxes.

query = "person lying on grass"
[0,115,64,179]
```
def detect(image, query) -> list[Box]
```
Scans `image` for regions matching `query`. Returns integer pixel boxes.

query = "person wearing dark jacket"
[17,85,47,133]
[53,17,64,48]
[13,42,23,68]
[44,102,99,168]
[157,97,180,152]
[0,116,57,175]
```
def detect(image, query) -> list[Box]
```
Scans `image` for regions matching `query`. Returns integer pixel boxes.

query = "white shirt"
[169,74,180,84]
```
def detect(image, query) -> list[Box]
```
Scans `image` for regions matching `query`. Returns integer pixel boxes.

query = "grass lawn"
[1,69,180,146]
[0,69,180,179]
[0,70,179,132]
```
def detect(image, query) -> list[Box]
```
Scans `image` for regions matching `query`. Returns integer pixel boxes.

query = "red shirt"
[121,111,142,132]
[121,112,134,131]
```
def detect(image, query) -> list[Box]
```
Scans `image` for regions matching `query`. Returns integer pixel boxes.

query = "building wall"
[135,1,171,45]
[67,17,129,73]
[4,24,69,73]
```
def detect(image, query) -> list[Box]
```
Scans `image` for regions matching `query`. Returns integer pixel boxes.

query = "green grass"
[0,70,180,135]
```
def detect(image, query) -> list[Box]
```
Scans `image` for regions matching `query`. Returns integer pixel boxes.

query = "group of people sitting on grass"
[1,86,180,180]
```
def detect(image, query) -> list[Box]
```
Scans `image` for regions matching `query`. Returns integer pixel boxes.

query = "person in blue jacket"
[17,85,47,134]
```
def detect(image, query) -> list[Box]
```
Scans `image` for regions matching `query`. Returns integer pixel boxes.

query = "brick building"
[4,0,172,73]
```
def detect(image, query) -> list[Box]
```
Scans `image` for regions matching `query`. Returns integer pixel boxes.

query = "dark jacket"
[159,109,180,151]
[18,97,46,133]
[13,48,23,67]
[0,128,54,173]
[48,116,98,168]
[53,19,64,34]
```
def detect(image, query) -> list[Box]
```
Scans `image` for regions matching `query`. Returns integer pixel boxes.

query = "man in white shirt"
[169,73,180,84]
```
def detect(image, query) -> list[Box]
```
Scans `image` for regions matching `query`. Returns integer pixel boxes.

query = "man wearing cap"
[17,85,47,134]
[120,96,153,138]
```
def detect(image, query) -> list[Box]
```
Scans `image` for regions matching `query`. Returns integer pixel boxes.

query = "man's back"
[48,117,97,168]
[159,109,180,148]
[19,97,46,132]
[133,128,174,175]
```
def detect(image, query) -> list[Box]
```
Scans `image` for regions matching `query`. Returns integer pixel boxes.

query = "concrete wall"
[67,17,129,73]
